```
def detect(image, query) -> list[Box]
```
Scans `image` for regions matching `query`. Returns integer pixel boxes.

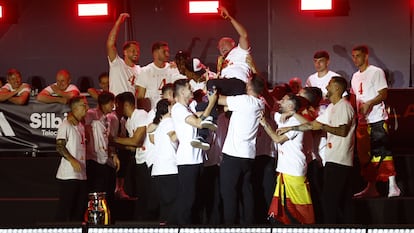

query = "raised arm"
[219,6,249,50]
[186,90,218,128]
[107,13,130,62]
[259,116,289,144]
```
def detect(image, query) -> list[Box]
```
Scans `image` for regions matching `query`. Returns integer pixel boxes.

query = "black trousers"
[220,153,255,224]
[55,179,88,222]
[199,164,222,224]
[252,155,276,223]
[206,78,246,96]
[176,163,203,225]
[307,159,324,223]
[153,174,179,224]
[133,163,153,221]
[322,162,353,224]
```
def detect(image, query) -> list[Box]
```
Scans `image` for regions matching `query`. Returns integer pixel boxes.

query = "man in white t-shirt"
[217,75,265,224]
[171,78,217,225]
[260,93,314,224]
[37,69,80,104]
[107,13,141,97]
[304,50,339,223]
[84,91,120,214]
[55,96,89,222]
[112,91,149,220]
[306,51,340,106]
[278,76,355,224]
[0,68,31,105]
[206,6,253,96]
[350,45,400,198]
[135,41,185,111]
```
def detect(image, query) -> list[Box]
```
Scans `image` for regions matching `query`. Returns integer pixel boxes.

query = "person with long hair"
[148,98,178,225]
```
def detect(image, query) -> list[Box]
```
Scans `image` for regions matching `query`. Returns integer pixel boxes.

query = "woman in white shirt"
[148,98,178,225]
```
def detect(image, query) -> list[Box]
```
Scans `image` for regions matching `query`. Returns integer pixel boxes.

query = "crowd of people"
[0,6,401,226]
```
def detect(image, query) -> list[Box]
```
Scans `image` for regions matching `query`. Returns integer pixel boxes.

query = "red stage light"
[77,3,109,16]
[301,0,332,10]
[189,1,219,14]
[0,1,19,23]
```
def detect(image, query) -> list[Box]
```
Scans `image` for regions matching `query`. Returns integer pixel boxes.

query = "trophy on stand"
[84,192,111,225]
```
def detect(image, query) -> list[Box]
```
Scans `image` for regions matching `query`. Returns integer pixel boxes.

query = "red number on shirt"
[128,75,136,86]
[358,82,363,95]
[158,79,166,91]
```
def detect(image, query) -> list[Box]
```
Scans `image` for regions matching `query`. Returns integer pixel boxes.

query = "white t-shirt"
[142,108,156,167]
[44,84,79,96]
[306,70,339,98]
[220,44,251,83]
[135,62,185,109]
[222,95,264,159]
[108,55,141,96]
[274,112,307,177]
[151,117,178,176]
[84,108,115,165]
[171,102,203,165]
[316,98,355,167]
[126,109,148,164]
[351,65,388,124]
[56,119,87,180]
[1,83,31,96]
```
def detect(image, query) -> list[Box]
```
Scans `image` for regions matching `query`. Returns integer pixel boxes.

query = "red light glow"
[77,3,109,16]
[301,0,332,10]
[189,1,219,14]
[0,6,3,18]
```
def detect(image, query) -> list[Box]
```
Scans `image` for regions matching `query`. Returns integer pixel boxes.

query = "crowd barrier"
[0,95,96,155]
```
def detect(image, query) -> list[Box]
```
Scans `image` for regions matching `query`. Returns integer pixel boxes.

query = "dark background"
[0,0,412,89]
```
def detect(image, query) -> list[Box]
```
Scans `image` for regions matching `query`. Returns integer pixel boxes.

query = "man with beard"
[107,13,141,97]
[135,41,185,111]
[55,96,89,222]
[260,93,314,224]
[350,45,400,198]
[277,76,355,223]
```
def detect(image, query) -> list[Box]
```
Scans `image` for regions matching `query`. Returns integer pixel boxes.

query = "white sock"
[389,176,398,189]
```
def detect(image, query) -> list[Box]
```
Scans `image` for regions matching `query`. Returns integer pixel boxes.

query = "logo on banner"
[30,112,68,136]
[0,112,16,136]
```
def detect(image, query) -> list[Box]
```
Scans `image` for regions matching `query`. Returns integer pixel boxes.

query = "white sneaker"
[190,136,210,150]
[388,185,401,198]
[201,116,217,131]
